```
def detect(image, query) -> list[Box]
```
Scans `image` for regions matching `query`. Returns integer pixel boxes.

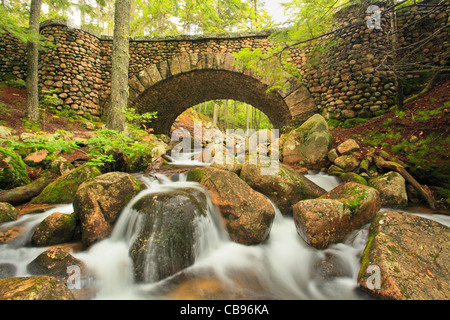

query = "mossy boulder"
[239,163,326,215]
[0,202,18,223]
[73,172,146,246]
[358,210,450,300]
[293,182,381,249]
[31,164,102,204]
[0,147,30,190]
[369,171,408,207]
[129,188,208,283]
[187,167,275,245]
[334,155,360,172]
[340,172,368,185]
[282,114,331,169]
[0,275,75,300]
[31,212,77,246]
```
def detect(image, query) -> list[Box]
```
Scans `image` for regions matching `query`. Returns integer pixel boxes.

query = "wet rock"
[188,167,275,245]
[129,188,208,283]
[293,182,380,249]
[73,172,146,247]
[369,171,408,207]
[31,212,77,247]
[0,275,75,300]
[312,252,353,281]
[282,114,331,168]
[31,164,102,204]
[27,247,86,284]
[0,202,18,223]
[240,163,326,215]
[358,210,450,300]
[0,263,17,279]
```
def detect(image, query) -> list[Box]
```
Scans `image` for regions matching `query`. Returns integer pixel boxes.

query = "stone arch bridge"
[1,3,447,133]
[1,19,316,134]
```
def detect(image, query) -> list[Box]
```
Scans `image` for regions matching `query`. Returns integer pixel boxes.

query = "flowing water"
[1,167,449,300]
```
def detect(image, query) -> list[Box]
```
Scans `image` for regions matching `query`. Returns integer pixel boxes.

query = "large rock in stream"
[187,167,275,245]
[129,188,208,283]
[293,182,381,249]
[73,172,146,246]
[358,210,450,300]
[281,114,331,168]
[240,163,326,215]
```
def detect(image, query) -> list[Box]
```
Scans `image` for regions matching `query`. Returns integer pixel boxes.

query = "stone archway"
[128,52,317,134]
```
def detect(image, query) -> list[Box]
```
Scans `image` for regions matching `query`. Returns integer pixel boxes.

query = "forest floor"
[0,78,449,206]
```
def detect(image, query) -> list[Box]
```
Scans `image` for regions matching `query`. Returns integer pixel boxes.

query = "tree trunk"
[246,104,250,131]
[0,173,54,205]
[212,102,219,127]
[106,0,131,132]
[25,0,42,123]
[233,100,237,129]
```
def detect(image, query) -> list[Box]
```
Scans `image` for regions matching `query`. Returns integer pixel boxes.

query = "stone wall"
[0,1,448,123]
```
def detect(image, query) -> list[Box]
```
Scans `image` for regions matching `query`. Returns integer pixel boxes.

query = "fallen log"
[0,173,55,205]
[374,156,437,210]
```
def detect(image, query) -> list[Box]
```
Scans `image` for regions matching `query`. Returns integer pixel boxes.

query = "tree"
[106,0,131,132]
[25,0,42,123]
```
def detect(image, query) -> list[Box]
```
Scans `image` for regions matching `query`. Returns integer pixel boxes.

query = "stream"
[1,166,449,300]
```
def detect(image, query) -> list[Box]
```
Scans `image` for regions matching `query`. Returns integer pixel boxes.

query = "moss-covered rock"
[239,163,326,215]
[73,172,146,246]
[31,212,77,246]
[369,171,408,207]
[358,210,450,300]
[0,275,75,300]
[282,114,331,169]
[0,147,30,190]
[31,164,102,204]
[340,172,368,185]
[293,182,380,249]
[0,202,18,223]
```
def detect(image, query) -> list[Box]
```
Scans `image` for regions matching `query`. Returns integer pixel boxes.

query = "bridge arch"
[127,52,317,134]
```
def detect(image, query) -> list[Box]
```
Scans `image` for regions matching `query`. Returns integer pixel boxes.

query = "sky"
[264,0,288,24]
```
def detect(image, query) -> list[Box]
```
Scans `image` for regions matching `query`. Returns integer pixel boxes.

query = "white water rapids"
[1,169,449,300]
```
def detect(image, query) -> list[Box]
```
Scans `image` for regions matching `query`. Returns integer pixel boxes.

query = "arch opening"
[130,69,291,135]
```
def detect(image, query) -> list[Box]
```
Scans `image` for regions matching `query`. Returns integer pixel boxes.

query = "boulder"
[293,182,381,249]
[336,139,360,155]
[31,164,102,204]
[240,163,326,215]
[369,171,408,207]
[340,172,368,185]
[358,210,450,300]
[129,188,207,283]
[334,155,360,172]
[27,247,86,284]
[73,172,146,246]
[31,212,77,247]
[0,202,18,223]
[0,276,75,300]
[282,114,331,168]
[0,147,30,190]
[187,167,275,245]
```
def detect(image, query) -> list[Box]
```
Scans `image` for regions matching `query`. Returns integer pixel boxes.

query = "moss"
[187,168,205,183]
[31,164,101,204]
[0,146,31,188]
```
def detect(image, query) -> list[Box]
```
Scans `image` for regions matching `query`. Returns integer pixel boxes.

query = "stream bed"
[1,169,449,300]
